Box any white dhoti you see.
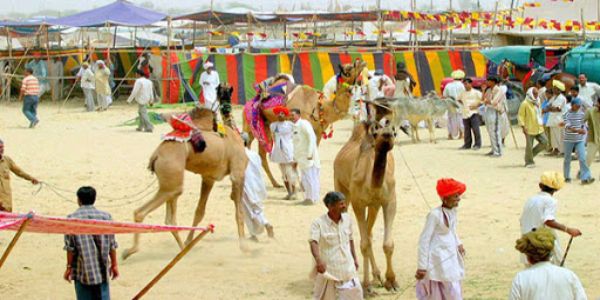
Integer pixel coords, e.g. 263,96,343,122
446,111,464,138
313,274,363,300
550,126,564,153
416,279,462,300
301,166,320,203
242,192,269,236
279,163,298,185
243,148,270,236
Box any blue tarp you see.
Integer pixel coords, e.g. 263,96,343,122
49,0,166,27
480,46,546,66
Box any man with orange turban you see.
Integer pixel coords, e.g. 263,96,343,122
270,106,297,199
415,178,466,300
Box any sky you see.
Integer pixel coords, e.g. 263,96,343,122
0,0,514,16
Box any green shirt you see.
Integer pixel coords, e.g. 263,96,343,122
585,107,600,144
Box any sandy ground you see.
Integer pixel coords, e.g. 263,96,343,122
0,100,599,300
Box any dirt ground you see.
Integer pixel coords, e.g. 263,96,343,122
0,100,598,300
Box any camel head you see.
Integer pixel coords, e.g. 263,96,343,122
363,121,396,188
337,59,367,86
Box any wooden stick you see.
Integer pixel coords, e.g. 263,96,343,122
0,218,31,270
132,228,213,300
560,236,574,267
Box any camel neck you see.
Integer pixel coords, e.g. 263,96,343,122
371,140,391,188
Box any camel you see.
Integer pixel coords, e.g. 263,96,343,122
243,61,366,188
498,59,577,91
333,121,399,294
122,107,248,260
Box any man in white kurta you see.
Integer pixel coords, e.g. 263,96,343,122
291,108,320,205
309,191,362,300
94,60,111,111
510,228,587,300
78,63,96,112
199,61,220,112
578,74,600,109
241,133,274,239
443,70,466,140
519,171,582,265
544,81,568,155
270,106,297,199
416,178,466,300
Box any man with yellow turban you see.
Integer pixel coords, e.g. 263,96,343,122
415,178,466,300
509,228,586,299
519,171,582,266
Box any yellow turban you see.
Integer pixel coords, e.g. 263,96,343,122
515,228,555,262
552,80,565,92
451,69,465,80
540,171,565,190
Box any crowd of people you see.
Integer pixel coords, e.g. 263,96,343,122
2,57,598,299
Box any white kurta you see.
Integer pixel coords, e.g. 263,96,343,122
509,262,587,300
417,207,464,283
200,70,220,110
519,192,563,265
270,121,295,163
243,148,269,236
323,76,337,101
293,119,320,170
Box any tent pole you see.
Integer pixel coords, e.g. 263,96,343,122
247,13,253,51
45,25,55,102
490,1,499,47
192,21,197,48
581,8,586,42
132,228,212,300
167,16,172,103
0,218,31,271
283,20,287,50
376,0,383,49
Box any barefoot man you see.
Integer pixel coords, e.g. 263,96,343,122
270,106,297,199
0,139,39,212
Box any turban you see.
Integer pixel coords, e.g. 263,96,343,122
96,60,105,66
451,69,465,80
81,62,89,67
540,171,565,190
552,80,565,92
515,228,555,262
571,97,582,106
273,106,290,116
436,178,466,198
203,61,214,69
526,87,538,104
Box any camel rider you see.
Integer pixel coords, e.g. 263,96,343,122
257,73,295,101
0,139,40,212
369,69,395,99
199,61,220,112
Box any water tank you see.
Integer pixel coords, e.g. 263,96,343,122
564,41,600,83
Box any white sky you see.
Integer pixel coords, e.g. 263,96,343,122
0,0,514,15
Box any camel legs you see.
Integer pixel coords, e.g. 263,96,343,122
353,205,375,295
366,206,383,286
166,198,185,249
122,186,183,260
381,199,399,291
185,179,215,245
229,170,248,251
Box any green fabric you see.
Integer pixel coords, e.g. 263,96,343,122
120,112,166,127
437,51,454,76
243,53,256,101
309,53,324,90
480,46,546,66
214,54,228,85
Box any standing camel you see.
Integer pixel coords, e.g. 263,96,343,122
122,107,248,260
333,121,399,294
243,61,366,188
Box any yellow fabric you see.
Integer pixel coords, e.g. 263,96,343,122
518,100,544,135
540,171,565,190
552,80,565,92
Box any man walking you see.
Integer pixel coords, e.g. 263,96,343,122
483,76,506,157
415,178,466,300
519,171,582,265
443,70,466,140
562,98,594,184
78,62,96,112
94,60,111,111
25,54,49,97
518,87,548,168
309,191,362,300
127,70,155,133
64,186,119,300
292,108,321,205
458,78,482,150
585,100,600,170
0,139,39,212
19,68,40,128
270,106,297,199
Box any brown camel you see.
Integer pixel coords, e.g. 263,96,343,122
122,107,248,260
333,121,399,294
243,61,366,188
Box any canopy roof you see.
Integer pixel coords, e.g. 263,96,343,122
49,0,166,27
480,46,546,66
173,10,379,25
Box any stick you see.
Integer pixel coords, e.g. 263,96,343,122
560,236,574,267
0,217,32,270
132,226,213,300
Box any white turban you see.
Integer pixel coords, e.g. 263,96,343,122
203,61,214,69
451,69,465,80
96,60,105,66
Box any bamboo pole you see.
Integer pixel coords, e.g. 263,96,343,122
45,25,55,102
376,0,383,49
477,0,482,47
490,1,500,47
0,218,31,270
166,16,172,103
581,8,586,42
192,21,197,48
132,227,213,300
283,20,287,50
247,13,253,51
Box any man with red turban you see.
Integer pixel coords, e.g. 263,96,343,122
415,178,466,300
269,106,297,199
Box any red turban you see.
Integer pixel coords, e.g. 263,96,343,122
273,106,290,116
436,178,466,198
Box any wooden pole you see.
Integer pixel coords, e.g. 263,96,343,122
490,1,499,47
0,218,31,270
283,20,287,50
376,0,383,49
519,4,525,32
247,13,253,51
313,15,318,49
477,0,482,47
208,0,214,49
45,25,55,102
192,21,197,48
581,8,587,42
560,237,574,267
132,228,212,300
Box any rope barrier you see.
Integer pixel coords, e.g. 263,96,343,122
396,146,432,210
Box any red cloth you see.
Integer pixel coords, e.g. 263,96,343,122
273,106,289,116
163,113,195,142
436,178,466,198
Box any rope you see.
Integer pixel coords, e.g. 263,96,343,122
396,146,432,210
33,179,159,208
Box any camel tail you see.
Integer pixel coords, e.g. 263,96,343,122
148,149,159,174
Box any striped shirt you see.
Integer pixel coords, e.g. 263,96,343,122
564,109,586,142
64,206,118,285
309,213,357,281
20,75,40,96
